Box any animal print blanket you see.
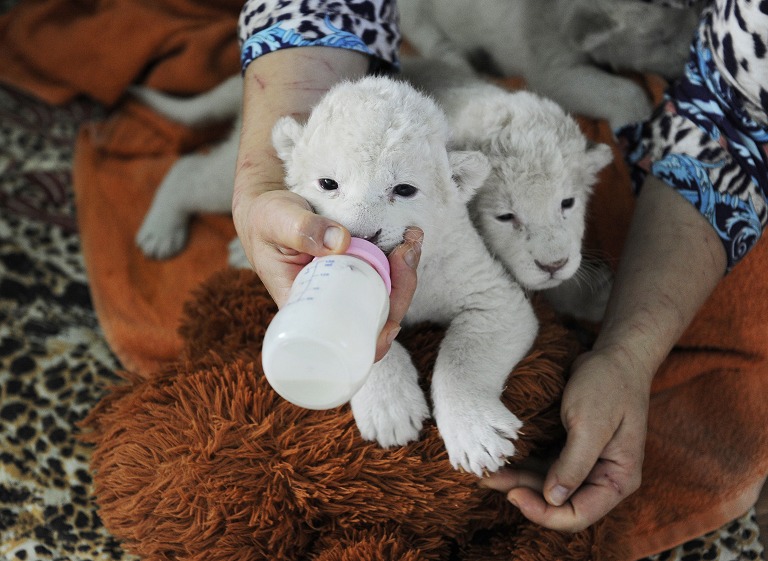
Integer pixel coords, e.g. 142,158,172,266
0,83,137,560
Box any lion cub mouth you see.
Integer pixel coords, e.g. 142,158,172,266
359,229,382,247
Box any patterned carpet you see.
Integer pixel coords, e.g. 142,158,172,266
0,84,136,560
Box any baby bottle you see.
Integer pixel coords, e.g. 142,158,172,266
262,237,391,410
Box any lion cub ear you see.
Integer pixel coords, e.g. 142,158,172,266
271,116,305,164
449,150,491,203
586,141,614,177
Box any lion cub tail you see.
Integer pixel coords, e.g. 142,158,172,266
129,74,241,127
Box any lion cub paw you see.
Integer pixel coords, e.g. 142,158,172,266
136,213,189,259
436,399,522,477
351,381,430,448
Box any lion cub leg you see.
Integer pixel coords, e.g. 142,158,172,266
431,295,537,476
136,129,237,259
350,341,430,448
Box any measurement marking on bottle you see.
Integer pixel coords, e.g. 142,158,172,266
289,259,336,305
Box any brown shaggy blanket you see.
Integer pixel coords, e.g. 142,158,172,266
84,272,630,561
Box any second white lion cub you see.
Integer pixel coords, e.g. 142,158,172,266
404,61,614,320
272,76,538,476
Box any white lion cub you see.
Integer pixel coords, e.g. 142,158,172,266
132,76,243,260
404,61,614,320
398,0,702,129
271,76,538,476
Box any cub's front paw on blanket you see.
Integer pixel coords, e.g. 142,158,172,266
435,399,522,477
350,374,430,448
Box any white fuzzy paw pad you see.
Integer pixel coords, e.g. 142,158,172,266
437,399,522,477
351,385,430,448
136,214,189,259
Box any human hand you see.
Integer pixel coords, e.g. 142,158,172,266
234,188,349,306
233,188,422,361
480,347,651,532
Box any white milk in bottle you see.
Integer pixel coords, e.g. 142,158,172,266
262,238,391,409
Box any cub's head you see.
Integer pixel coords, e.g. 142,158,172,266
272,76,489,253
459,90,613,290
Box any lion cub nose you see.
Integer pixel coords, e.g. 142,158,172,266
535,258,568,275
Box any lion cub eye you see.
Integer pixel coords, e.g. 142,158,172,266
393,183,418,198
496,213,516,223
561,197,575,210
318,178,339,191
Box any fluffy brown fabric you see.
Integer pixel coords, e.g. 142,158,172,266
83,271,629,561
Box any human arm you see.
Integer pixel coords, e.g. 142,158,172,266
232,46,364,304
482,0,768,529
233,2,418,359
481,175,727,531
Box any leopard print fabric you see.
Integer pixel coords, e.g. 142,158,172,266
239,0,400,72
640,509,764,561
0,84,136,561
618,0,768,270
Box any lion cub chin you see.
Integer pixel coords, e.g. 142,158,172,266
272,76,538,477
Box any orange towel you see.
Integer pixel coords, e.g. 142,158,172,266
1,0,241,374
73,104,237,374
0,0,241,106
2,1,767,558
616,228,768,559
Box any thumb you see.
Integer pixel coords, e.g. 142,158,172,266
247,190,351,257
544,423,610,507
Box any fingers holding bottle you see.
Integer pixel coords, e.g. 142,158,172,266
375,227,423,361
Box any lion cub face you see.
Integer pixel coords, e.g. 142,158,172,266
273,77,489,253
460,91,613,290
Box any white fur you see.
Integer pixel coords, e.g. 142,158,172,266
398,0,702,129
135,116,241,259
272,76,538,476
132,80,242,260
404,60,614,319
129,75,241,127
134,0,702,258
133,65,614,320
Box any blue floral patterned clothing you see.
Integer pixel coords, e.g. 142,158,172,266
618,1,768,270
239,0,768,269
238,0,400,73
